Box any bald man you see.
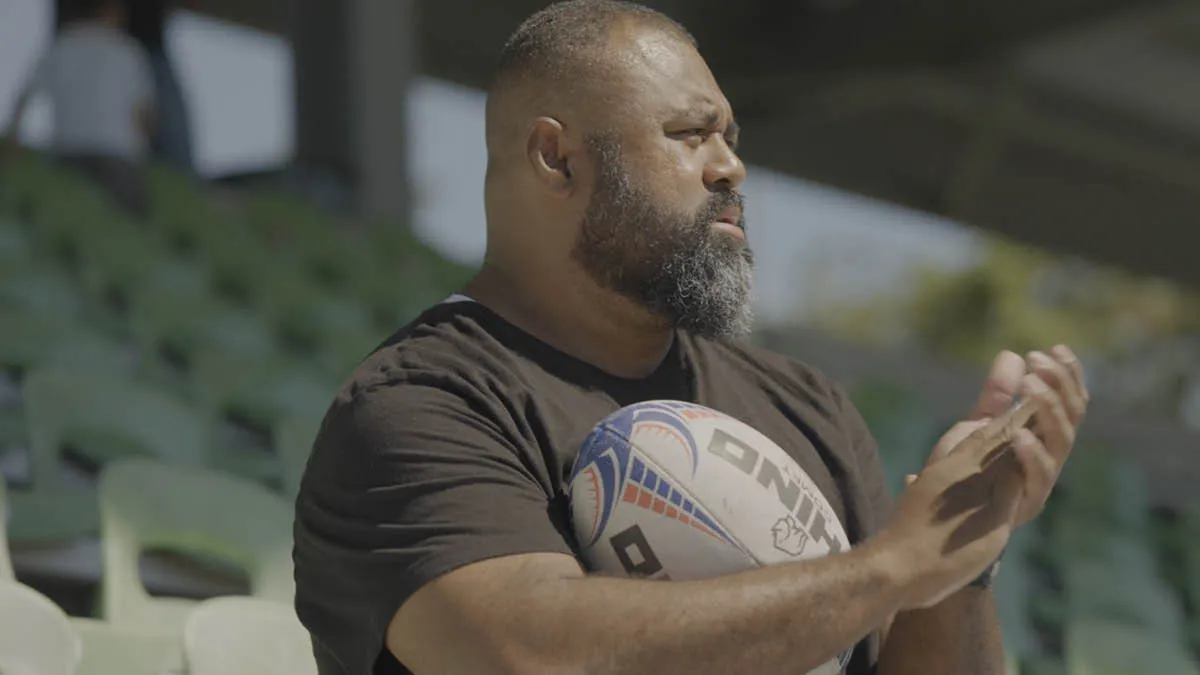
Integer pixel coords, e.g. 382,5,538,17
292,2,1089,674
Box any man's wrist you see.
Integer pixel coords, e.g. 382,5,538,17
967,550,1004,590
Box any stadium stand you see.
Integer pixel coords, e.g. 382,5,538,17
0,147,1196,673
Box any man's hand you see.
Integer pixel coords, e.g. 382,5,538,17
920,346,1089,523
1009,345,1088,525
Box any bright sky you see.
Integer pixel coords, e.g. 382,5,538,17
0,0,985,326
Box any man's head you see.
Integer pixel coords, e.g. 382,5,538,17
484,1,753,339
66,0,126,26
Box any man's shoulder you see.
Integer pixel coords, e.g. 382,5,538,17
333,300,520,410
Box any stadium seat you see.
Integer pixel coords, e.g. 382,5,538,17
189,350,334,484
0,580,83,675
126,289,279,393
8,370,213,542
1044,516,1160,578
995,556,1039,660
846,379,942,492
0,217,31,263
183,597,317,675
0,264,85,321
1065,559,1187,643
70,617,184,675
1066,618,1200,675
0,309,138,378
98,459,295,633
275,414,323,499
1059,443,1150,533
24,368,211,471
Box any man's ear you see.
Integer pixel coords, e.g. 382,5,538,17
526,117,574,194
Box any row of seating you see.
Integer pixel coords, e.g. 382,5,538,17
0,154,419,674
1,579,314,675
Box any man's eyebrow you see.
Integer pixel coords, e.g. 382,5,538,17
673,107,741,137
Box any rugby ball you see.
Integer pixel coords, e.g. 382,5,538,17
568,400,853,674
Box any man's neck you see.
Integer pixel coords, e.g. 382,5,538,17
462,262,674,380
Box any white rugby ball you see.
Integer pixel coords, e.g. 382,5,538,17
568,400,853,675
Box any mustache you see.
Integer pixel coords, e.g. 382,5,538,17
698,191,745,230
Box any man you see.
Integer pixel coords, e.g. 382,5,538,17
3,0,155,215
292,2,1089,674
122,0,196,173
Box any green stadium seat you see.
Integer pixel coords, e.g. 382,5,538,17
126,289,279,388
0,217,31,263
23,368,211,471
184,597,317,675
0,310,138,379
189,350,334,485
1066,619,1199,675
275,414,323,499
1044,516,1159,578
7,369,213,543
1059,443,1150,533
190,350,333,431
1024,654,1067,675
0,264,85,321
0,580,83,675
995,557,1040,660
270,285,378,357
98,459,294,634
846,380,942,493
1065,559,1187,643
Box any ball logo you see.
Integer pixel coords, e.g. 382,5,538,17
571,402,708,549
770,515,810,557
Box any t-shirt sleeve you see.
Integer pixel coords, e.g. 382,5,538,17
292,376,576,673
828,379,894,535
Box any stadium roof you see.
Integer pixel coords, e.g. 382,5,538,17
194,0,1200,289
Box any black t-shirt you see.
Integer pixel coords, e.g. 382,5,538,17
293,299,894,675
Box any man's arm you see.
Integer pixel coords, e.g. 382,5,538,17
880,587,1006,675
390,543,905,675
386,417,1028,675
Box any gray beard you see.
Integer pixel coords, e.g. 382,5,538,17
571,133,754,339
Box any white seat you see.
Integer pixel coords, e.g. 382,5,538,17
184,597,316,675
0,580,82,675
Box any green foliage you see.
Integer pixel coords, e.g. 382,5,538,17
816,235,1200,369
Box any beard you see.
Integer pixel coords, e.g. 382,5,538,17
571,133,755,339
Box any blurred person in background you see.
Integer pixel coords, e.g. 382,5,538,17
2,0,155,215
122,0,196,173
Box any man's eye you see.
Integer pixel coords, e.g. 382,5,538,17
673,129,710,144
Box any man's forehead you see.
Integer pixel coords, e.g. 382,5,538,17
607,25,729,115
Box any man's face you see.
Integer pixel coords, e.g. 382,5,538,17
570,27,753,338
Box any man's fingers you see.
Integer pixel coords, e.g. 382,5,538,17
1051,345,1090,418
1029,350,1087,427
971,350,1026,421
1022,372,1075,465
928,419,991,465
1009,428,1058,520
